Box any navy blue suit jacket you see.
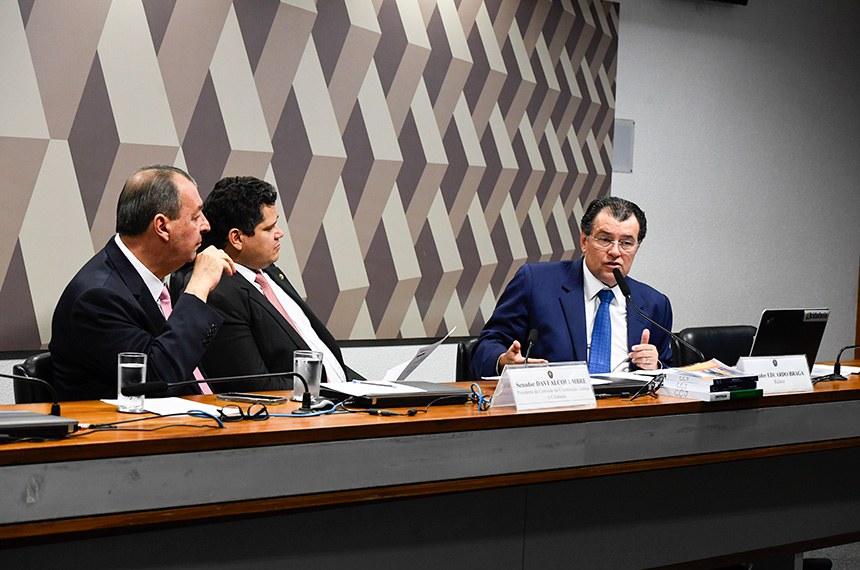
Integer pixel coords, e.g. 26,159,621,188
470,259,673,378
50,238,223,401
199,264,361,391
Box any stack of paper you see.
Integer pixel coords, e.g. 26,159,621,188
657,359,762,402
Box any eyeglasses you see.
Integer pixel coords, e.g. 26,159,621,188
219,403,269,422
586,235,639,254
629,374,664,401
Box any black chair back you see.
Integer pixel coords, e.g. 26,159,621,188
455,338,479,381
11,352,55,404
671,325,757,367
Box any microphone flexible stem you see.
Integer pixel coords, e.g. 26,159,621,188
815,344,860,383
611,268,704,364
626,301,705,363
122,371,308,397
0,372,61,416
834,344,860,375
523,329,538,365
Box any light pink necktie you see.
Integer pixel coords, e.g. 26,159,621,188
159,285,212,395
254,272,303,338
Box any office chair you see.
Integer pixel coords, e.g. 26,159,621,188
11,352,55,404
455,338,479,381
671,325,757,367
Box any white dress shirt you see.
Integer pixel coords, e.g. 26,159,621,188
235,264,347,383
582,264,629,372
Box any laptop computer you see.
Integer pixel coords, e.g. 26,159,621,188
749,308,829,370
0,411,78,440
320,381,472,408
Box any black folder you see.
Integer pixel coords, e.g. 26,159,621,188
321,381,472,408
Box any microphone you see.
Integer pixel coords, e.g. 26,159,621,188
612,268,705,365
0,372,62,416
523,329,538,364
815,344,860,382
122,371,315,414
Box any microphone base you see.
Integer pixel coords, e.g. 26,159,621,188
812,373,847,384
291,393,315,415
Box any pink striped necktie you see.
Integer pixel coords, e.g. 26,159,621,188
159,285,212,395
254,271,303,338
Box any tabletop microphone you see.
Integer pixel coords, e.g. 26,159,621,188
0,372,62,416
814,344,860,382
612,268,705,364
121,371,313,413
523,329,538,364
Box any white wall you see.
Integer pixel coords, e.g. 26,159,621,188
613,0,860,361
0,361,14,404
4,0,858,405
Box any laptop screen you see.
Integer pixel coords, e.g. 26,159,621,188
749,308,829,370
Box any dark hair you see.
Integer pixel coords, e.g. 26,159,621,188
580,196,647,243
202,176,278,249
116,165,194,236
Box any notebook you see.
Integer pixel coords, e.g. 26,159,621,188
749,308,829,370
320,381,472,408
0,411,78,440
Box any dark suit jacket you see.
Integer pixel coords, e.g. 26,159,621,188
470,259,673,378
49,238,223,401
199,264,360,391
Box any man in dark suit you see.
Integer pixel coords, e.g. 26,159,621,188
470,196,673,378
196,176,359,392
50,165,236,401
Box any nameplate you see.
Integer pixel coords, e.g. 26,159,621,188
492,362,595,411
735,355,813,394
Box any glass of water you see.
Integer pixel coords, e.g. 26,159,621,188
117,352,147,413
292,350,323,402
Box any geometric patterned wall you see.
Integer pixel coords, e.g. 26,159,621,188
0,0,617,350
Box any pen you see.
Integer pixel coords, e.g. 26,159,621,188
353,380,394,388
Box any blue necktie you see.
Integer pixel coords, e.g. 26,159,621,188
589,289,614,374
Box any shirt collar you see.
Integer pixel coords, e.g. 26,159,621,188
114,234,165,302
234,263,258,285
582,262,623,305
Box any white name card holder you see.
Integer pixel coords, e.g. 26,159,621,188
735,355,813,394
492,361,595,411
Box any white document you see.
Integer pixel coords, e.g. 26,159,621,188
811,364,860,377
383,327,456,382
102,397,222,416
324,381,426,397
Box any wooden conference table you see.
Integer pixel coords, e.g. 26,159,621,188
1,369,859,569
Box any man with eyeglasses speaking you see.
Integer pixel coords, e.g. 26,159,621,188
470,196,672,378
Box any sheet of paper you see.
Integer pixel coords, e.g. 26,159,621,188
590,371,651,381
811,364,860,377
382,361,408,383
325,381,426,397
383,327,456,382
102,397,222,416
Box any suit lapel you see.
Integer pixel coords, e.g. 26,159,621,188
560,259,588,362
625,282,644,352
238,272,308,349
263,265,346,364
105,238,165,331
